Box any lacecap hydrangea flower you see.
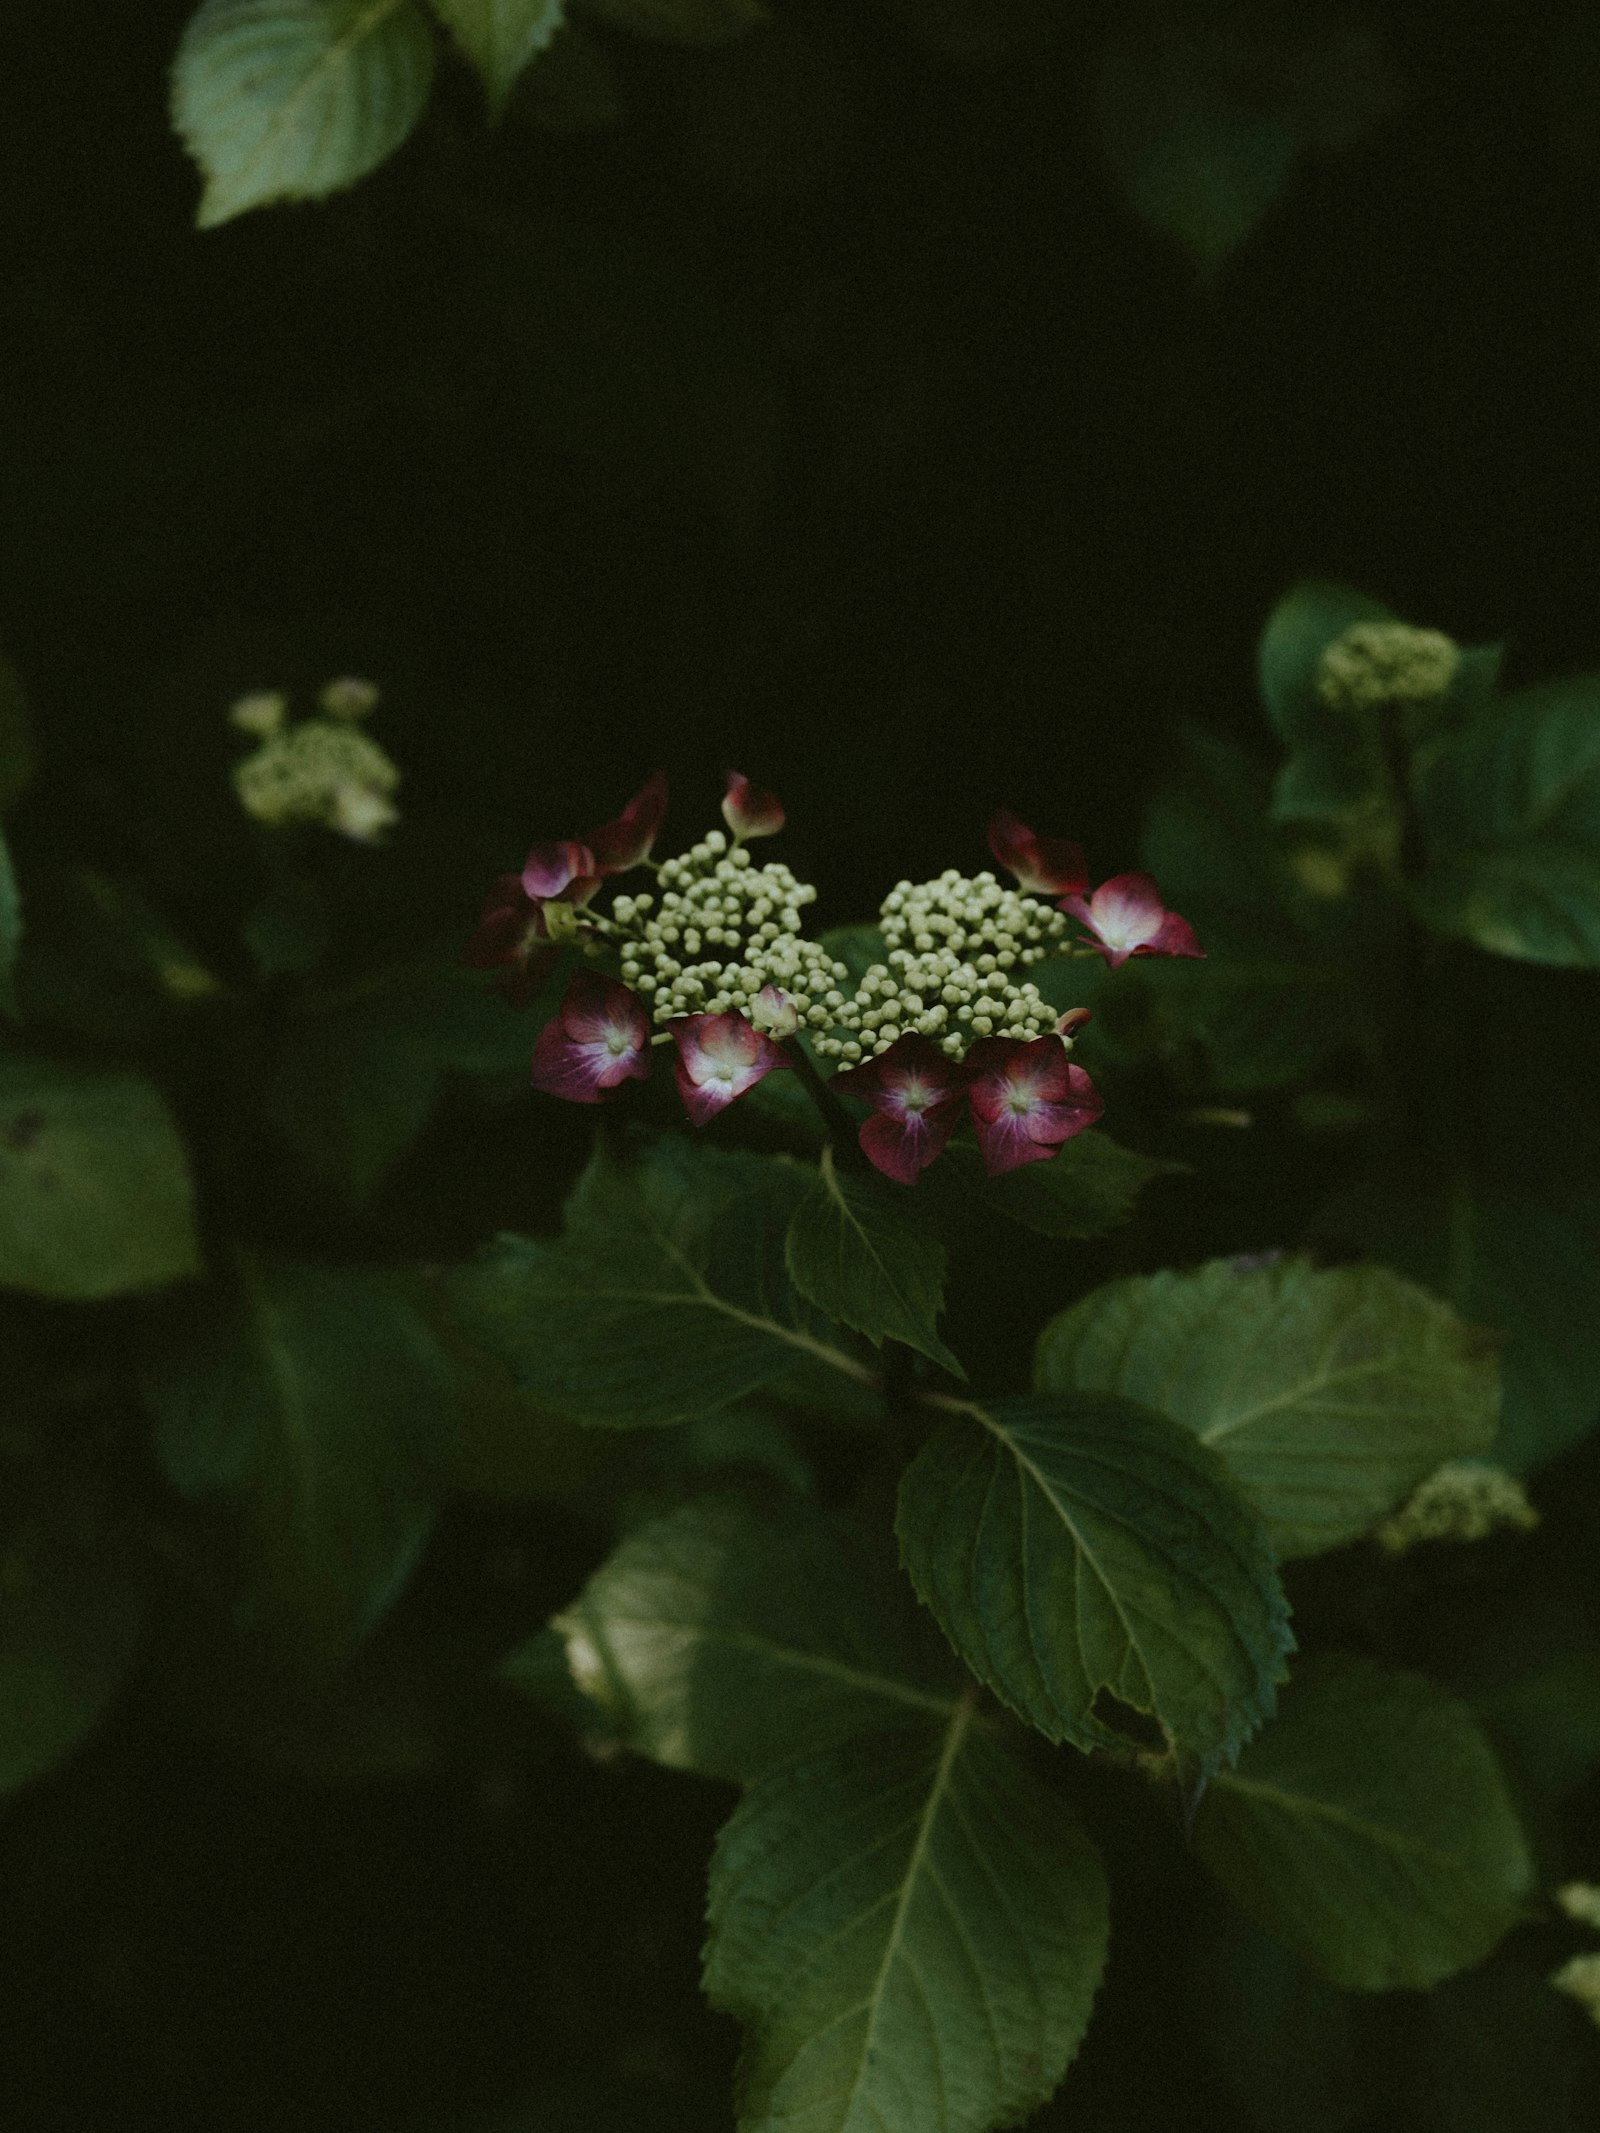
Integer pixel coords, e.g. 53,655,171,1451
464,780,1203,1182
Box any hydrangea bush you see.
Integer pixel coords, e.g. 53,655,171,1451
3,583,1600,2129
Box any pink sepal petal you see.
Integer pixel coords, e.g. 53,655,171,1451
965,1036,1103,1177
722,771,785,840
530,971,651,1104
587,771,668,872
987,809,1089,897
462,874,562,1009
1055,1007,1093,1040
670,1011,789,1125
830,1034,968,1185
521,839,597,902
1059,872,1205,967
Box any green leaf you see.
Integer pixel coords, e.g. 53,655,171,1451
897,1392,1293,1760
939,1133,1182,1241
266,957,538,1204
430,0,563,114
446,1137,874,1428
1476,1652,1600,1804
578,0,766,44
143,1260,455,1662
1193,1657,1533,1990
545,1495,963,1782
0,829,19,1021
172,0,437,229
704,1711,1110,2133
785,1146,962,1376
1096,15,1298,278
0,1456,144,1797
1036,1257,1499,1560
0,1056,202,1299
1414,676,1600,965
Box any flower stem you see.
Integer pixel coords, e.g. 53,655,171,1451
787,1040,861,1164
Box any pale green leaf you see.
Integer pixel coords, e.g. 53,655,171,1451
0,1056,201,1299
1194,1658,1533,1990
1415,676,1600,965
0,829,19,1021
143,1260,455,1661
446,1138,874,1428
786,1146,963,1376
546,1495,963,1782
897,1392,1292,1761
579,0,766,44
704,1709,1110,2133
1036,1256,1499,1560
172,0,437,228
430,0,563,113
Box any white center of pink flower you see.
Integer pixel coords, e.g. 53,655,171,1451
605,1028,632,1057
1089,889,1161,951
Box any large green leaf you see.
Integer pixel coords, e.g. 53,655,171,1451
704,1711,1110,2133
897,1392,1292,1761
786,1146,962,1376
1193,1658,1533,1990
143,1260,455,1661
0,1453,144,1797
0,829,19,1021
447,1138,874,1428
543,1495,963,1782
172,0,437,229
430,0,563,113
0,1056,201,1299
1414,676,1600,965
1036,1257,1498,1560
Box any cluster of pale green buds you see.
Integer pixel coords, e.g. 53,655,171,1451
1373,1460,1538,1554
813,870,1070,1063
609,834,852,1033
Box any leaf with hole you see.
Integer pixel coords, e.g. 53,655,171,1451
897,1391,1292,1760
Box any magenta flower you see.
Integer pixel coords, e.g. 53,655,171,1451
530,971,651,1104
830,1035,969,1186
722,771,785,841
462,873,563,1009
1057,873,1205,968
670,1011,789,1125
987,809,1089,897
587,771,668,873
964,1035,1103,1178
521,838,600,905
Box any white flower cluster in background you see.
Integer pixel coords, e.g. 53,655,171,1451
230,679,399,843
811,871,1069,1064
1317,620,1461,711
612,831,850,1029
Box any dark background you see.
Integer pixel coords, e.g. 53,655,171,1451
2,2,1598,2125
